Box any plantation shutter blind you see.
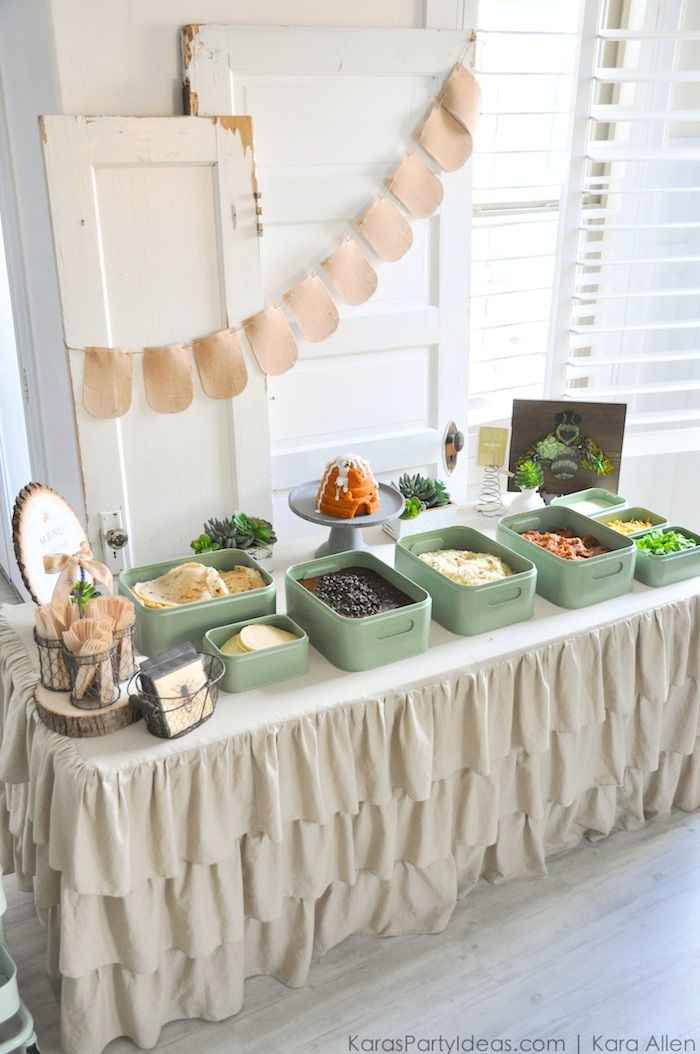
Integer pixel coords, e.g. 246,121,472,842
468,1,583,430
547,0,700,446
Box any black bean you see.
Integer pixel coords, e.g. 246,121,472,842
314,567,411,618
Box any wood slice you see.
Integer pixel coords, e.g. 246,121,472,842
34,683,141,738
12,481,89,603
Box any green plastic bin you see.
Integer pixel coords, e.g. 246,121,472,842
285,550,431,672
497,505,635,609
119,549,276,655
394,525,536,636
633,526,700,587
203,614,309,693
550,487,626,516
590,505,668,536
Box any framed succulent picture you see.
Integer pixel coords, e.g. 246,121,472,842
508,399,627,497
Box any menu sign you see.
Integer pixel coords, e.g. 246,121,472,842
12,483,88,603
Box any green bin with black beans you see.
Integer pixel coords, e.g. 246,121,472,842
285,549,430,672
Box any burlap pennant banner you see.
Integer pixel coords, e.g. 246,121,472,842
386,153,444,219
192,327,248,399
82,347,133,419
356,195,413,262
143,343,194,414
283,274,339,342
439,62,482,136
321,238,378,306
242,305,299,376
75,52,479,407
415,103,473,172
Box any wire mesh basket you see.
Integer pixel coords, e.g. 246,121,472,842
64,644,120,710
34,629,71,692
128,653,224,739
113,622,138,681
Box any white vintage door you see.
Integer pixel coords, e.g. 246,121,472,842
41,115,270,566
184,26,473,534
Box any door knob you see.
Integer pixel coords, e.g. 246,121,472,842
444,421,464,473
105,526,129,550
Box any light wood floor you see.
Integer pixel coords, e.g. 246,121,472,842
1,810,698,1054
2,569,698,1053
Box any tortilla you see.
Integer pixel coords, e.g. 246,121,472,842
132,562,230,609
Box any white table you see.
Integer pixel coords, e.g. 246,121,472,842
1,510,699,1054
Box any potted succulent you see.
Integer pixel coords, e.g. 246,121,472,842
191,512,277,572
384,473,458,539
511,458,545,513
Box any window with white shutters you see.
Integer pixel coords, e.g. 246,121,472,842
547,0,700,449
468,0,583,428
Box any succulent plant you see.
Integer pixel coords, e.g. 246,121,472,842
513,459,544,490
535,435,567,460
396,473,451,510
400,496,423,521
190,533,218,554
70,579,100,616
192,513,278,553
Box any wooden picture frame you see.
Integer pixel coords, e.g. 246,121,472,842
11,482,89,604
508,400,627,495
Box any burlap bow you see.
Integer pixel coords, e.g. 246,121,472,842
43,541,114,602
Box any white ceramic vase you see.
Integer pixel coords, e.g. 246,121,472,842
510,487,544,514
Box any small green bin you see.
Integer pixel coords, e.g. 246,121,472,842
394,525,536,636
497,505,635,609
285,550,431,672
550,487,626,516
633,526,700,587
119,549,276,655
590,505,668,536
203,614,309,693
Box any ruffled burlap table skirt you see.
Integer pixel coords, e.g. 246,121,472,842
0,592,699,1054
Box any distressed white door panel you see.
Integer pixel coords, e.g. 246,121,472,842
240,77,433,166
41,115,269,565
185,26,472,524
269,346,434,443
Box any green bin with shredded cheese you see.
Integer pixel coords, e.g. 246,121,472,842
395,526,536,636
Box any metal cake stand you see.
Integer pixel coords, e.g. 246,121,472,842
288,481,405,557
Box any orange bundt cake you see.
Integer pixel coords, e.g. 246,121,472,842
316,455,381,519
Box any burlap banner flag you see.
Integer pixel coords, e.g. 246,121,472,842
192,327,248,399
415,103,473,172
82,347,133,419
440,63,482,135
283,274,339,342
321,238,378,306
386,152,444,219
357,194,413,262
242,305,298,376
143,343,194,413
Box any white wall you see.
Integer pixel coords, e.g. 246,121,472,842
0,0,84,525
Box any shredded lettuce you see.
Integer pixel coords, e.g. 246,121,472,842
635,529,697,556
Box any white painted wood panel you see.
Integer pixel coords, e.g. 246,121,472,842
184,26,473,535
41,115,270,565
